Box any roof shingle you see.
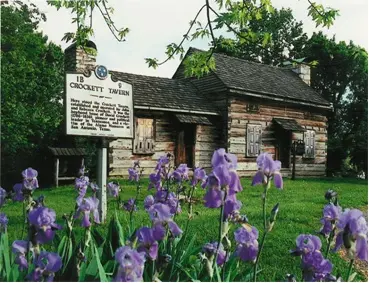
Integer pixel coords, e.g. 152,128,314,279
110,71,219,114
211,52,330,106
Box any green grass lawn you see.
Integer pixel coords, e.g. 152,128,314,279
2,177,368,281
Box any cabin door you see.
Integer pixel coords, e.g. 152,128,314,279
276,131,292,168
175,124,196,167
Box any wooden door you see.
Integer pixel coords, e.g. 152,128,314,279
278,131,292,168
175,124,196,167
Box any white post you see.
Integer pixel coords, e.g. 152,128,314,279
97,139,108,223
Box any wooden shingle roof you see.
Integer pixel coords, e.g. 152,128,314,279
110,71,220,115
174,48,331,108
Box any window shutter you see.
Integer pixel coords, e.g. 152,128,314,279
134,118,155,154
247,126,252,156
304,130,315,158
246,124,262,157
311,131,315,157
255,126,262,155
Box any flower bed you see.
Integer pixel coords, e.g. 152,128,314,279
0,149,367,282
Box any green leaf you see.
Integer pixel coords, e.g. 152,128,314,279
114,210,125,247
57,235,67,256
2,231,11,282
94,243,108,282
262,32,271,47
214,263,221,282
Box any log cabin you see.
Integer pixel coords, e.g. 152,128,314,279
64,43,331,178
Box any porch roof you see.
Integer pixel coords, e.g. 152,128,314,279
273,118,306,132
175,114,212,125
49,147,87,156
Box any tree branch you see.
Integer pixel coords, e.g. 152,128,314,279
307,0,325,18
156,4,207,66
95,2,124,42
101,0,120,33
206,0,216,46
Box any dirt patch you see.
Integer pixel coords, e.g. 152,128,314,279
338,249,368,280
337,206,368,281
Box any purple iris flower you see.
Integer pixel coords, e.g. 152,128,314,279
28,207,62,244
154,191,181,214
211,148,237,170
320,204,342,237
333,209,368,261
156,155,170,170
171,164,190,183
75,176,89,190
123,198,138,212
148,203,182,239
75,197,100,227
12,240,29,271
128,168,140,182
114,246,146,282
204,189,223,209
148,171,162,191
234,226,259,262
144,195,155,210
136,227,159,260
290,234,322,256
0,187,6,207
301,250,333,282
89,182,99,194
12,183,24,202
252,153,283,189
107,182,120,198
223,194,242,221
192,167,207,187
202,242,227,266
28,251,62,282
22,168,39,190
203,149,243,210
0,212,8,232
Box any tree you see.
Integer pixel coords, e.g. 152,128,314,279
1,2,64,186
302,32,368,176
47,0,339,77
343,47,368,178
214,8,308,66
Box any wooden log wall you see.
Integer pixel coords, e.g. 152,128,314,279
109,114,176,177
228,97,328,177
194,124,222,171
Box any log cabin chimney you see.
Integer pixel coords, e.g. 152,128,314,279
64,40,97,73
292,64,311,86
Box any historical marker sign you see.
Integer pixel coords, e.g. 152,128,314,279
65,67,133,138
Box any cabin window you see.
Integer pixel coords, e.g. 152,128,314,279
304,130,315,158
133,118,155,154
246,124,262,157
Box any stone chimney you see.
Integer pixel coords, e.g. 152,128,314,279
292,64,311,86
64,40,97,73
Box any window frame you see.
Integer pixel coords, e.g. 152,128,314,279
246,124,262,157
133,117,155,154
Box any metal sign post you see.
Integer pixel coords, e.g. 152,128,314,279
65,65,133,223
96,138,108,223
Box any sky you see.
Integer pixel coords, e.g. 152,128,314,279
34,0,368,78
